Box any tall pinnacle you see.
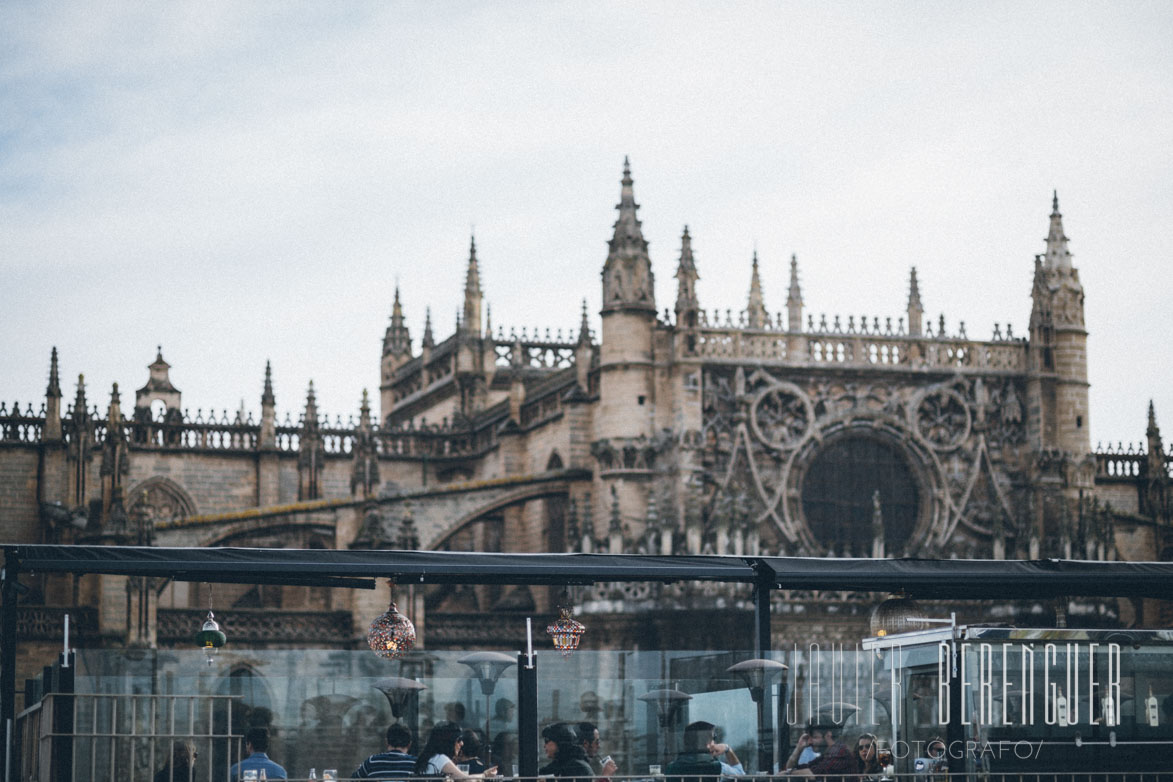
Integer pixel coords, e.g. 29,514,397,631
74,373,87,414
422,307,435,348
786,254,802,307
602,157,655,312
907,267,924,337
465,235,482,296
610,156,647,253
578,298,591,345
1148,400,1160,439
262,361,275,407
462,235,483,336
674,226,699,324
47,347,61,398
302,381,319,430
786,254,803,332
1045,190,1073,272
746,251,767,328
383,286,412,356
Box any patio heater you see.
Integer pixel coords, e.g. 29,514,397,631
638,688,692,762
373,677,427,723
726,659,787,773
458,651,515,762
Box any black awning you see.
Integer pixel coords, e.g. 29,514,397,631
6,545,1172,598
4,545,757,587
757,556,1173,599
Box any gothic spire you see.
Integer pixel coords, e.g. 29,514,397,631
74,373,88,415
422,307,435,349
47,346,61,398
261,360,275,407
106,382,122,423
1045,190,1073,272
746,250,767,328
302,381,319,431
359,388,371,428
1148,400,1160,440
602,157,655,313
578,298,591,345
463,234,483,336
674,226,699,325
383,286,412,356
612,157,644,250
907,267,924,337
786,254,803,332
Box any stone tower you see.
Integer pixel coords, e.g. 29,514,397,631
1028,192,1090,458
596,159,658,547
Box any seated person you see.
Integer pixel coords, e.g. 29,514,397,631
779,710,855,778
229,727,287,781
665,721,743,782
539,723,595,778
353,723,417,779
458,730,487,774
415,722,496,780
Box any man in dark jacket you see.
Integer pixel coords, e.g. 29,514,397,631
665,721,743,782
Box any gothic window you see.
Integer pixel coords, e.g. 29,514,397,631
801,435,919,556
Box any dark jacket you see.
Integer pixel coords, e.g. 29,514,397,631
665,752,723,782
539,749,596,779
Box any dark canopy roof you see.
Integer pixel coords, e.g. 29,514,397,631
757,556,1173,600
5,546,1173,599
3,545,756,589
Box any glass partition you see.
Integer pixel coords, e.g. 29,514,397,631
59,644,889,781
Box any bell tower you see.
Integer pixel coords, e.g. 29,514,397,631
597,158,656,442
1028,192,1090,458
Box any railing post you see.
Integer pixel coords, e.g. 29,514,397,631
1,550,19,782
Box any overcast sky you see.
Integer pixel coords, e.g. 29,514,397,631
2,2,1171,446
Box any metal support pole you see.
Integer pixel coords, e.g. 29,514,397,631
752,571,772,658
752,570,773,772
1,551,20,782
516,652,538,779
52,651,74,782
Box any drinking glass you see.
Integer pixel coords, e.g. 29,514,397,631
649,765,662,776
323,770,337,781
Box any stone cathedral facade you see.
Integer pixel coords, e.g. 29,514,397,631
2,161,1171,671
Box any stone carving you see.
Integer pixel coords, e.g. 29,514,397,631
750,382,813,451
127,478,196,524
915,387,971,450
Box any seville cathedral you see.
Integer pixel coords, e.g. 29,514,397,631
2,160,1171,676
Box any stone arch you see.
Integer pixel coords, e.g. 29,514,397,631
546,451,564,470
126,476,196,524
425,481,574,551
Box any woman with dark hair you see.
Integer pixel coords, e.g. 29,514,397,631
539,723,594,779
854,733,882,779
415,721,496,779
154,740,196,782
458,729,487,774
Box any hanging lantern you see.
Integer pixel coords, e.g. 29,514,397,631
368,599,416,659
869,594,927,637
194,610,226,665
546,607,586,656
